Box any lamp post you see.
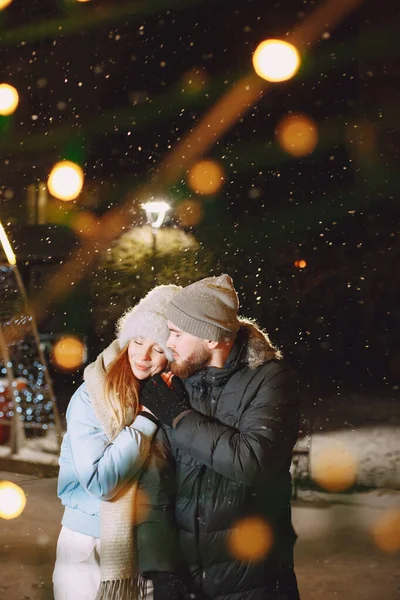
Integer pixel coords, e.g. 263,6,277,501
142,200,170,279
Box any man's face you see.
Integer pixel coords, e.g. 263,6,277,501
167,321,211,378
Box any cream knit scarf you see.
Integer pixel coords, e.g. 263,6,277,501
84,340,147,600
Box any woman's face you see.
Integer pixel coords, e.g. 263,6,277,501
128,337,168,380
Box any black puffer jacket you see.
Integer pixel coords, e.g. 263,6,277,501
168,321,300,600
136,426,182,575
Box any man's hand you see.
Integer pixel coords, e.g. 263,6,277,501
140,373,191,427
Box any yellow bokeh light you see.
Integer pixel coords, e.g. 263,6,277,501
276,114,318,157
372,508,400,554
176,200,204,227
228,516,273,562
312,446,358,492
53,336,85,371
188,160,224,195
0,481,26,520
0,0,13,11
0,84,19,116
252,39,300,83
48,161,84,202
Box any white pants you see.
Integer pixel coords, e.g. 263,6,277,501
53,526,153,600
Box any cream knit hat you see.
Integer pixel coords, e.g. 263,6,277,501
166,274,240,341
117,284,181,360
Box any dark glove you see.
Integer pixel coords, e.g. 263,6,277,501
149,571,194,600
140,373,191,427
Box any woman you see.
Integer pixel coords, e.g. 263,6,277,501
53,284,185,600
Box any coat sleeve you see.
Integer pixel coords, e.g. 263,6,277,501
67,383,158,500
172,363,299,486
136,427,183,575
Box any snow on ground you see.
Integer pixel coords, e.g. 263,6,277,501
0,473,399,600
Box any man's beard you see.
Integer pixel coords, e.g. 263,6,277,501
170,344,211,379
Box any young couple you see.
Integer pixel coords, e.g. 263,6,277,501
53,274,300,600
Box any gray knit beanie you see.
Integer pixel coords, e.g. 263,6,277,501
117,284,182,360
166,274,240,341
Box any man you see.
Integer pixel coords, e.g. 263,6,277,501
141,274,300,600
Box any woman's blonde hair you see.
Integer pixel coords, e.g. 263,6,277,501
104,344,141,435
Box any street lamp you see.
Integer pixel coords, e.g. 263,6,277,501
142,200,170,278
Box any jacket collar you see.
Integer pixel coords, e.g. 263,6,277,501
187,317,281,387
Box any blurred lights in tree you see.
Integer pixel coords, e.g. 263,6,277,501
312,446,358,492
48,161,84,202
228,516,273,561
188,160,224,195
0,481,26,520
252,39,300,83
294,259,307,269
52,336,86,371
276,114,318,157
372,508,400,554
176,200,204,227
0,84,19,116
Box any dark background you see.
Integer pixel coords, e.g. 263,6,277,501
0,0,399,414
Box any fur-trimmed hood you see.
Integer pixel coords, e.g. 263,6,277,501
238,317,282,369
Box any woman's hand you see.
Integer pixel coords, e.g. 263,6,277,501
160,371,174,388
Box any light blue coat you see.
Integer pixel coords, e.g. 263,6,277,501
57,382,158,538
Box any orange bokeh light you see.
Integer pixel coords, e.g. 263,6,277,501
228,516,273,562
176,199,204,227
188,160,224,195
372,509,400,554
312,446,358,493
0,0,13,11
52,336,85,371
276,114,318,157
295,259,307,269
134,488,151,524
